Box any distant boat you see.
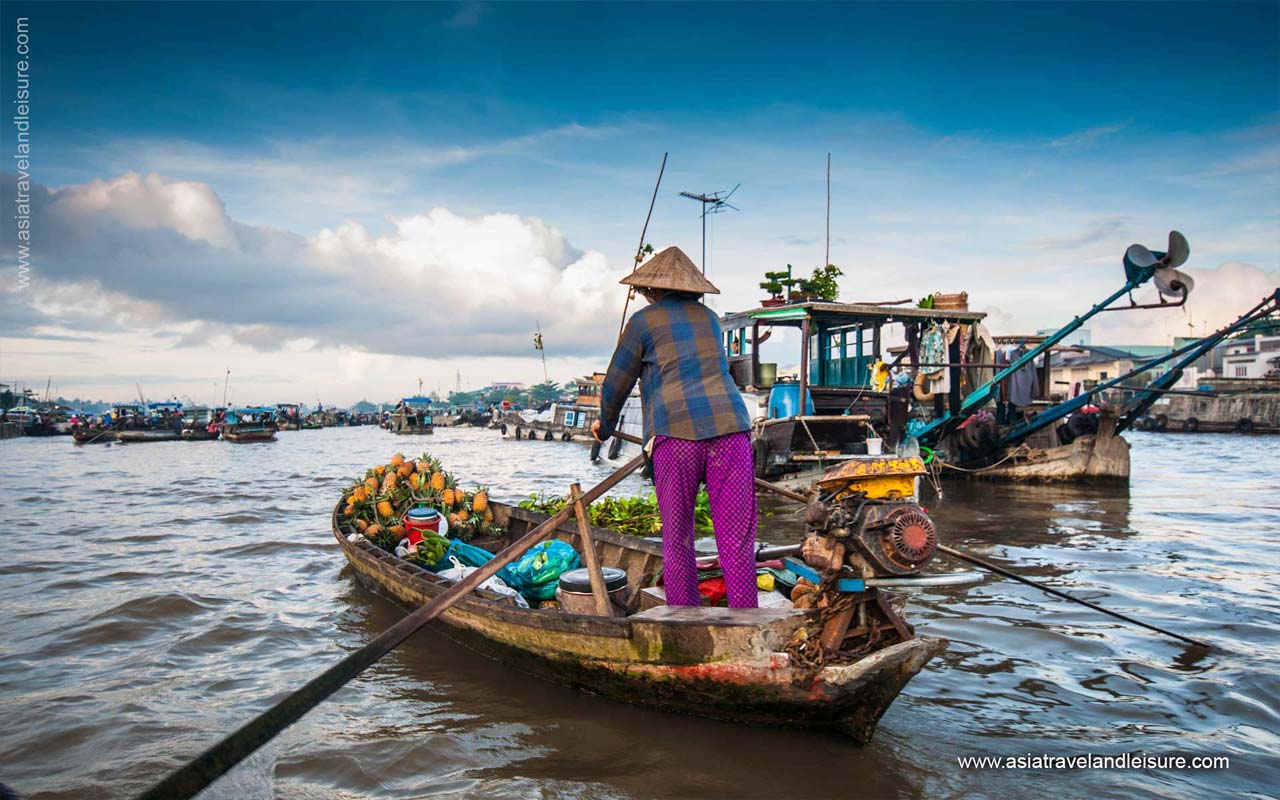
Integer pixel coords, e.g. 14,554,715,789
388,396,434,435
116,401,185,443
222,407,278,443
180,406,223,441
275,403,302,431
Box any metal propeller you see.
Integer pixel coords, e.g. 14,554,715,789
1124,230,1192,298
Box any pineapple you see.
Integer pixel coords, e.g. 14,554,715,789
472,490,489,514
415,459,431,474
377,500,394,519
457,509,470,522
430,471,446,493
441,488,456,507
390,453,405,468
483,509,494,523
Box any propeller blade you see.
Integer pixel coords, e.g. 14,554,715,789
1154,267,1195,298
1164,230,1190,268
1125,243,1158,269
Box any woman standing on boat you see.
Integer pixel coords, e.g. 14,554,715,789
592,246,758,609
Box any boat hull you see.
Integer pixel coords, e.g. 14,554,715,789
116,429,183,443
72,429,117,444
334,504,944,741
222,427,277,442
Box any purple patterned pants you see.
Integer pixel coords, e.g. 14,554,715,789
652,432,758,608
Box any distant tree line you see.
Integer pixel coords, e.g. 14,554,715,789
447,380,567,409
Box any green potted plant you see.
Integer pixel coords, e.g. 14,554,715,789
760,265,798,306
793,264,843,302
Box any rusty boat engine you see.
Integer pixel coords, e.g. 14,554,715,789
788,456,938,661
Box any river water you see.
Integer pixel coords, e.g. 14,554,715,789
0,427,1275,799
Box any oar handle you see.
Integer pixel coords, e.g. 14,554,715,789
136,453,648,800
603,429,811,504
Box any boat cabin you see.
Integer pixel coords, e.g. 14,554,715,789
390,396,434,434
575,373,606,408
228,407,275,425
721,300,984,477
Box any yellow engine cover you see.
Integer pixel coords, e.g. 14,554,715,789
817,456,926,500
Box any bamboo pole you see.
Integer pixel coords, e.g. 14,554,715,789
570,482,614,616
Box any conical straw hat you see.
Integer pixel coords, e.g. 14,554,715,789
620,246,720,295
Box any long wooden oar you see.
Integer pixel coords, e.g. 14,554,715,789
744,471,1214,651
934,544,1211,649
606,426,1213,652
136,453,647,800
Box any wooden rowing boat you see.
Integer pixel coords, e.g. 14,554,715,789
333,500,945,742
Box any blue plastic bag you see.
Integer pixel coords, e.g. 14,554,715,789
423,538,502,574
503,540,582,603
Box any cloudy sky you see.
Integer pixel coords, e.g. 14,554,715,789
2,1,1277,405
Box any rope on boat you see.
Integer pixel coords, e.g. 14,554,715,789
935,444,1033,473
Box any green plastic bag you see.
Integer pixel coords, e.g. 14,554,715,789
504,540,581,602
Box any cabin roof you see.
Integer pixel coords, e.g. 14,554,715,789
722,301,984,330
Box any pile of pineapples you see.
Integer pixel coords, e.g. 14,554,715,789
341,452,495,551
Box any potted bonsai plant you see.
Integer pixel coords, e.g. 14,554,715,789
760,265,798,306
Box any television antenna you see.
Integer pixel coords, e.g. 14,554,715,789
678,184,740,273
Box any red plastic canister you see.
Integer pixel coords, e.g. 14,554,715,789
403,506,442,545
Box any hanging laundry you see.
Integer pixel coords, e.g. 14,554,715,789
1005,345,1037,408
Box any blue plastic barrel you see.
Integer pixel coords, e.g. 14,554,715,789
767,383,814,419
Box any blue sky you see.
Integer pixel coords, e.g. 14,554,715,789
2,1,1277,402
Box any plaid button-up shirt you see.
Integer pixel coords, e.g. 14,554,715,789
598,296,751,442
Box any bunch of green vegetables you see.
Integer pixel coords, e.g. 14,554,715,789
404,531,450,567
518,490,714,537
